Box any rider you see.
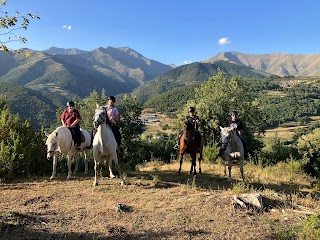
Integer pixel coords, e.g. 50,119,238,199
174,107,202,152
218,110,248,157
60,101,82,150
106,96,122,150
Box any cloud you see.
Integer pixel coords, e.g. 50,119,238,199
62,25,72,30
182,60,193,65
217,37,231,46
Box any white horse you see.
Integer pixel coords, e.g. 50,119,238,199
92,103,125,186
219,126,245,182
45,126,91,180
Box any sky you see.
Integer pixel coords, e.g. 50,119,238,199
2,0,320,65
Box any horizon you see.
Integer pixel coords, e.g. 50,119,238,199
3,0,320,65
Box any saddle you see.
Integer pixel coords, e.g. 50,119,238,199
68,128,85,145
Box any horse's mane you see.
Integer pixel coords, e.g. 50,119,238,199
101,106,112,127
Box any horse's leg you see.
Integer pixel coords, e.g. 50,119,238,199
73,151,80,175
112,152,125,185
83,149,89,175
178,152,184,175
228,156,233,182
108,154,116,178
198,151,202,174
223,157,227,177
189,153,197,175
50,152,58,180
93,151,100,186
66,153,73,179
240,156,245,181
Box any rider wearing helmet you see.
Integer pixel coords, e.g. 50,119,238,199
106,95,121,148
218,110,248,156
174,107,202,151
60,101,82,150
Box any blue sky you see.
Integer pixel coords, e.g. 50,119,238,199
2,0,320,65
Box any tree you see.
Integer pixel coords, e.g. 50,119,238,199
296,128,320,177
0,0,40,55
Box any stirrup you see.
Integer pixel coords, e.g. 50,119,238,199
173,144,179,150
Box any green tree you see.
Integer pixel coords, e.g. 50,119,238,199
0,0,40,54
0,97,48,178
118,95,145,168
296,128,320,177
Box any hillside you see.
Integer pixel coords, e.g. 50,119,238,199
205,51,320,77
133,60,273,103
0,82,57,128
0,47,173,103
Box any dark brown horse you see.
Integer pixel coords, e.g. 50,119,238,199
178,121,203,175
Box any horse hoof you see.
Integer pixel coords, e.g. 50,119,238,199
93,182,98,186
50,176,54,180
177,172,181,176
121,181,125,186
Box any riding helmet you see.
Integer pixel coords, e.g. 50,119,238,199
67,101,75,107
108,96,116,102
230,110,238,116
188,107,195,113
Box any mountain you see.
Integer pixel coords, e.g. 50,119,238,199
204,52,320,77
133,60,273,103
43,47,86,55
0,47,173,106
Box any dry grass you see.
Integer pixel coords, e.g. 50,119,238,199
1,161,319,240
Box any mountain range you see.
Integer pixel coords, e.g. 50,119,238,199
1,46,320,127
204,51,320,77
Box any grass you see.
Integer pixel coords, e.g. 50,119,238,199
0,161,319,239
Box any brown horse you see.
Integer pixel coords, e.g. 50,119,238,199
178,121,203,175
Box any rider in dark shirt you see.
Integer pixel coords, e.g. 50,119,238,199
174,107,202,152
219,110,248,156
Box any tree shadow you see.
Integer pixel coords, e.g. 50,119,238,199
0,211,210,240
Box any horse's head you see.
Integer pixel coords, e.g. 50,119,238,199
184,120,195,145
220,126,237,147
46,131,59,160
93,103,109,128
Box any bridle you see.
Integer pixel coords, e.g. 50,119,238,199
222,129,240,149
184,122,195,144
93,107,107,128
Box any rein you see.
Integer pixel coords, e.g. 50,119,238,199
222,130,240,148
94,108,107,129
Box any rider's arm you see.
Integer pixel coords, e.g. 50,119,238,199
70,111,81,127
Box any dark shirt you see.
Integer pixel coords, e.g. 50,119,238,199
61,109,81,127
184,115,201,130
227,119,244,133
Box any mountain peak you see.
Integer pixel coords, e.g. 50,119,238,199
43,47,86,55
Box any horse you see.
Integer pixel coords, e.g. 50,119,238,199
92,103,125,186
45,126,91,180
219,126,245,182
178,121,203,175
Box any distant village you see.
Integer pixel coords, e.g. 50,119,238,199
140,113,161,125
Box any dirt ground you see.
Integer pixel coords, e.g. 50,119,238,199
0,161,317,240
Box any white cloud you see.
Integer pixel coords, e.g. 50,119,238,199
182,60,193,65
62,25,72,30
217,37,231,46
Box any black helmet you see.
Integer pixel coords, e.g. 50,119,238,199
108,96,116,102
230,110,238,116
188,107,195,113
67,101,75,107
